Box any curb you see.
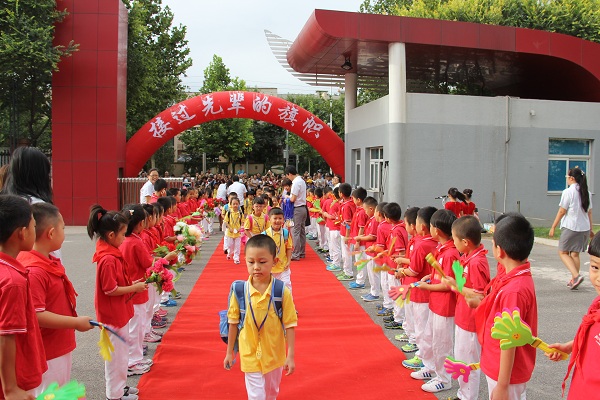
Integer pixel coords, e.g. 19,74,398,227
534,237,558,247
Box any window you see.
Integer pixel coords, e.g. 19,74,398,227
353,149,361,187
548,139,591,192
369,147,384,191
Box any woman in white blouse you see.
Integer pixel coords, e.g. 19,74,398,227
550,167,594,290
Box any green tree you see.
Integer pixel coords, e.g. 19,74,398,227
283,93,345,174
0,0,77,148
248,121,286,171
179,55,253,174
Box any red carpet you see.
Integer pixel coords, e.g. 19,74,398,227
138,241,436,399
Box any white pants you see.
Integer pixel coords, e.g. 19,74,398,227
412,302,430,358
341,239,353,276
355,246,367,284
245,367,283,400
365,257,381,296
129,303,147,366
381,272,393,309
225,236,241,262
146,288,158,335
328,230,342,267
106,323,129,400
418,311,454,385
404,300,416,344
308,217,317,236
32,353,72,396
272,269,292,296
455,326,481,400
317,223,328,250
485,375,527,400
207,216,214,234
391,277,405,323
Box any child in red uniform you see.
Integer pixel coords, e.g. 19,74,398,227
393,207,420,341
445,187,466,218
356,197,380,302
323,188,342,272
476,213,537,399
411,209,459,393
18,203,93,395
370,202,391,316
120,204,154,375
337,183,356,281
442,215,490,400
381,203,408,330
398,206,438,368
0,195,46,400
149,179,168,204
547,233,600,398
88,205,148,400
348,188,369,290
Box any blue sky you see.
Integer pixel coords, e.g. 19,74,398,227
162,0,365,94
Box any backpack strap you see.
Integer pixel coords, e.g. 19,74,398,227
248,214,253,230
282,228,289,242
270,278,285,332
232,280,246,328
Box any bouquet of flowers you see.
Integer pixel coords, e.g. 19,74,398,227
146,258,177,295
203,198,217,218
213,198,226,217
174,221,203,264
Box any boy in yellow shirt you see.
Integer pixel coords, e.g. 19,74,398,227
224,235,297,399
263,208,293,294
244,197,270,239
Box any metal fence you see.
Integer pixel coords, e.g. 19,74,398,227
0,148,52,167
118,177,184,209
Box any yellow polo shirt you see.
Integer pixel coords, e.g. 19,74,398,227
227,276,298,373
243,212,270,236
224,209,244,238
263,227,293,273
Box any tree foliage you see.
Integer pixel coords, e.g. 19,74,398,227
0,0,77,148
125,0,192,140
179,55,253,173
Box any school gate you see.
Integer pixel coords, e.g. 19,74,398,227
51,0,344,225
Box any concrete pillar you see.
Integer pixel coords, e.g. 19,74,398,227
387,42,407,202
344,73,357,183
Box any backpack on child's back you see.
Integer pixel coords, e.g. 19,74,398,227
219,278,286,359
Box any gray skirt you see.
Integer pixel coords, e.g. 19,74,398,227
558,228,589,252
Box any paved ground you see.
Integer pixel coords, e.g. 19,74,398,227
64,226,596,399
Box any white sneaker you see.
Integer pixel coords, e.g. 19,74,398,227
127,363,150,376
138,358,153,366
410,368,435,380
421,379,450,393
151,328,164,337
121,394,138,400
144,332,161,343
124,386,139,396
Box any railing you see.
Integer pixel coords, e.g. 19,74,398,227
118,177,184,208
0,148,52,167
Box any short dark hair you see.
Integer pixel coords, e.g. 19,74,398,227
0,195,32,244
285,165,297,175
32,202,61,239
154,179,168,192
268,207,284,217
168,187,180,196
232,175,240,182
323,186,332,194
452,215,481,245
404,207,420,226
315,187,324,197
417,206,437,227
282,178,293,187
363,196,378,208
156,197,171,213
383,202,402,222
431,209,456,237
351,187,368,202
493,213,534,261
376,202,388,217
246,234,277,258
122,204,147,236
253,196,265,205
339,183,352,198
589,233,600,257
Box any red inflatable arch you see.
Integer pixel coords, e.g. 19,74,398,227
125,91,345,179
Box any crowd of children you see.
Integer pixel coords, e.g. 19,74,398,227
1,173,599,400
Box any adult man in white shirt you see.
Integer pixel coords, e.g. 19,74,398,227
140,168,159,204
227,175,247,203
286,165,307,260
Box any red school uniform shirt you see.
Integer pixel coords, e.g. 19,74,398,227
454,245,490,332
93,240,134,329
350,207,369,246
163,215,176,238
141,227,159,254
406,235,437,303
363,216,379,255
17,251,77,361
477,262,537,384
375,220,392,249
120,234,151,305
428,241,460,317
339,198,356,238
463,201,477,216
326,200,341,231
386,222,409,276
445,201,464,218
0,252,47,395
564,296,600,399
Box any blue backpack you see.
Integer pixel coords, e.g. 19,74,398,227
261,228,289,242
219,278,285,354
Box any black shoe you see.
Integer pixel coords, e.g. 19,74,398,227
383,315,394,323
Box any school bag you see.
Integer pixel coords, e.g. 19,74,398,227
219,278,286,354
261,227,289,242
247,213,269,231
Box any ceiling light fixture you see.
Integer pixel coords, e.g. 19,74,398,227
341,56,353,71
